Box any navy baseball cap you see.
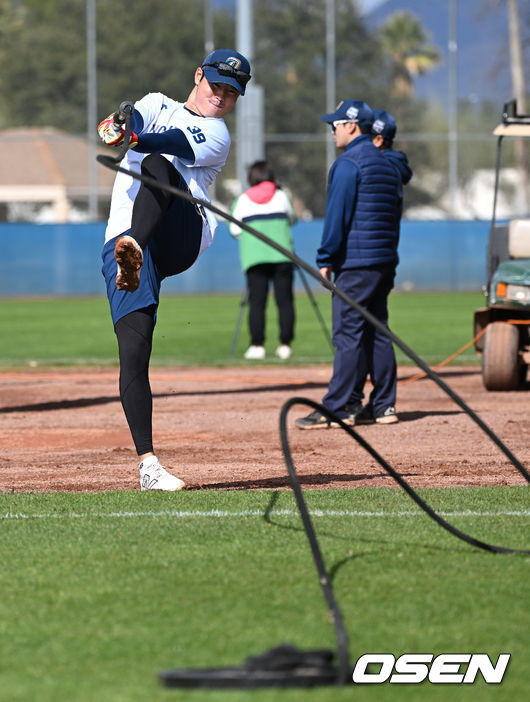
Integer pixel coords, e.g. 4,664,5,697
320,99,374,128
201,49,251,95
371,110,397,141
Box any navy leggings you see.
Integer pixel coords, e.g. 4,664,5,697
132,153,202,276
115,306,156,456
111,155,203,456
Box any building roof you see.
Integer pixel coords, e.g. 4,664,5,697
0,127,116,197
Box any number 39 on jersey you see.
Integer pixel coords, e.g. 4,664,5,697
187,125,206,144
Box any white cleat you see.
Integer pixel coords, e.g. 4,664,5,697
244,345,266,360
139,456,185,491
275,344,292,360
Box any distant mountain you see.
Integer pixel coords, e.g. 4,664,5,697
365,0,523,107
219,1,524,109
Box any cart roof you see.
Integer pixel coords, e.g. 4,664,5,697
493,123,530,137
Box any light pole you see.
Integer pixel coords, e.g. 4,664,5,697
204,0,214,56
507,0,528,213
447,0,458,218
86,0,98,220
325,0,336,175
236,0,264,192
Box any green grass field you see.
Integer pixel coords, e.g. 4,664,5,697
1,487,527,702
2,291,527,701
0,291,484,367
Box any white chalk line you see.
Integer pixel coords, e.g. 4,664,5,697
1,508,528,521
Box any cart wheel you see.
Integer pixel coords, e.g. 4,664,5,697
482,321,520,390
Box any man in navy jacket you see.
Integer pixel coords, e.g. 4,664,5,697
371,109,412,232
296,99,400,429
342,110,413,421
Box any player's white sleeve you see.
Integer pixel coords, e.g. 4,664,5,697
181,118,231,168
132,93,166,133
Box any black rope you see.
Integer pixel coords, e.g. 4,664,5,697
295,265,334,352
97,154,530,485
276,396,528,690
281,397,529,556
278,400,351,684
98,145,529,690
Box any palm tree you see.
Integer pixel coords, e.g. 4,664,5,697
379,11,441,98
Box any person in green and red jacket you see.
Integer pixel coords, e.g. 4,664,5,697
230,161,297,360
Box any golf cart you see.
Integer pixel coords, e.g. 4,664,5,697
474,100,530,390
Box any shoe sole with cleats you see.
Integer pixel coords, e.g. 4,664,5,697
114,235,143,292
295,416,355,430
375,414,399,424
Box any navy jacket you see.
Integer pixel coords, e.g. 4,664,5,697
317,135,399,271
384,148,412,229
384,149,412,197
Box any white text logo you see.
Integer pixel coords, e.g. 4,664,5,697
351,653,510,684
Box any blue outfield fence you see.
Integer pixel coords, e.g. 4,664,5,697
0,219,490,297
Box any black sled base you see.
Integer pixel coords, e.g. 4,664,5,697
159,644,351,689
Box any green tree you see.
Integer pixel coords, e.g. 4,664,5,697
252,0,390,216
0,0,86,129
0,1,25,129
0,0,460,219
0,0,234,132
379,11,441,99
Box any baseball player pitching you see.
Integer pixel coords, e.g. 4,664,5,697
97,49,251,491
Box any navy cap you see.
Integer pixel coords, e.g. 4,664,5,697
371,110,397,141
201,49,251,95
320,99,374,128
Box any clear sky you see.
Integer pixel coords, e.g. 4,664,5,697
355,0,388,16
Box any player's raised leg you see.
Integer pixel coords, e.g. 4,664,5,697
114,235,143,292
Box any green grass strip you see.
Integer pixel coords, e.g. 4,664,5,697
0,292,484,367
0,486,527,702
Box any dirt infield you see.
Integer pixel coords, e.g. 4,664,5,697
0,365,528,493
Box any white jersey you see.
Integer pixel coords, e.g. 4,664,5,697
104,92,231,257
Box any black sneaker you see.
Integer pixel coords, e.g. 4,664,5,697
349,404,399,425
349,404,375,425
295,409,352,430
343,401,365,424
